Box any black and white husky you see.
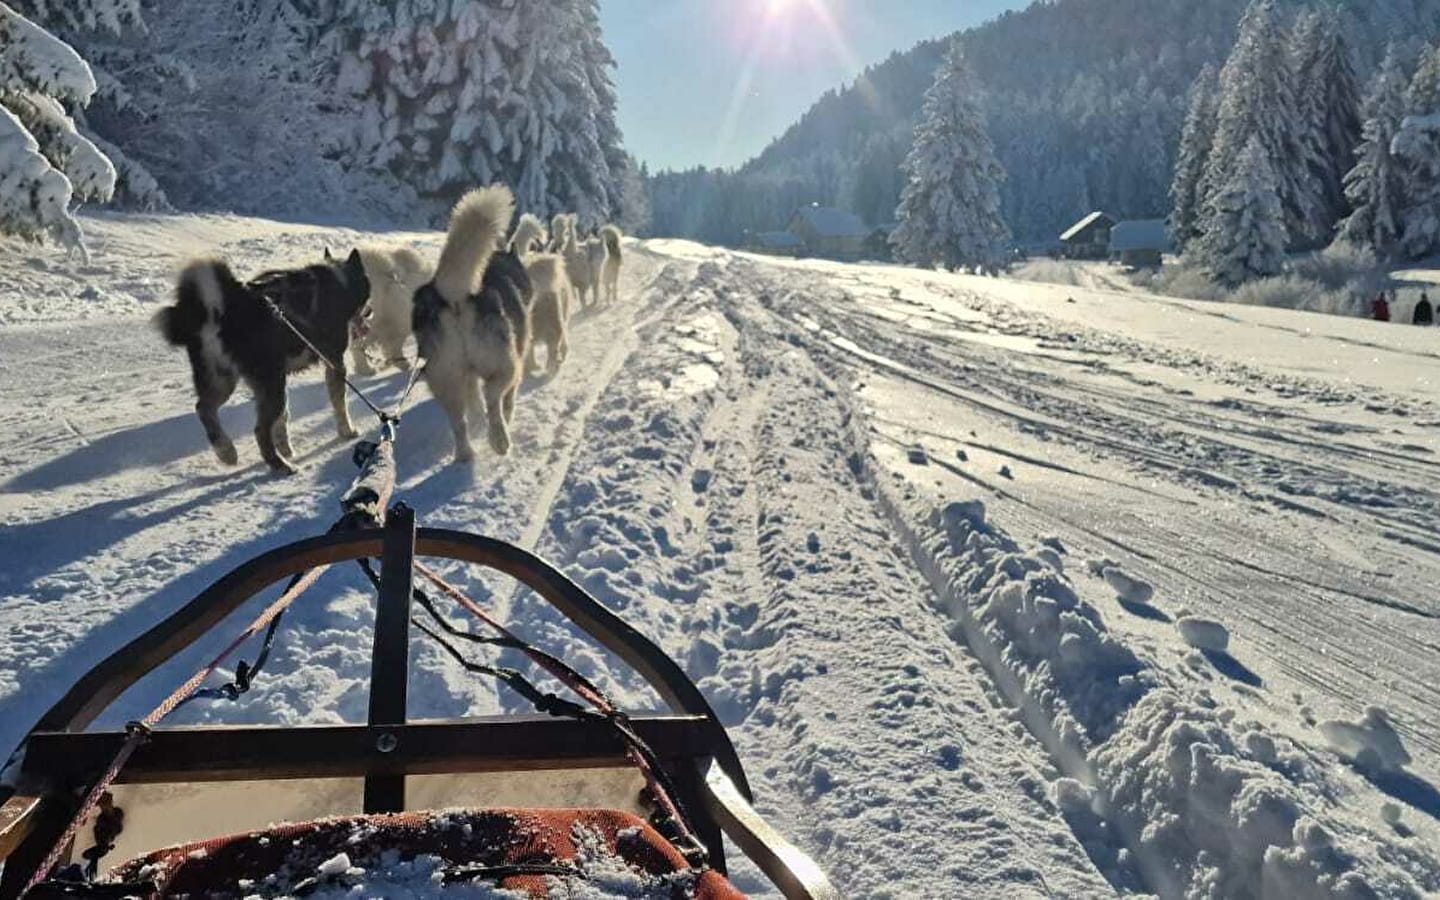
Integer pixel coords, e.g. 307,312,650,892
152,250,372,474
412,184,533,462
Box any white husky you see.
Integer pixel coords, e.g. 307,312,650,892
585,229,609,306
559,214,600,309
510,213,571,376
412,185,531,461
350,246,430,374
599,224,622,305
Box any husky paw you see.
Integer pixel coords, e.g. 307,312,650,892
488,431,511,456
213,441,239,467
337,424,360,441
453,446,476,464
268,459,300,476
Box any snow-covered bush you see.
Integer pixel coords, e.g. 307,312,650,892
1129,262,1230,302
1290,240,1380,288
1008,259,1087,287
0,2,114,250
1227,275,1352,315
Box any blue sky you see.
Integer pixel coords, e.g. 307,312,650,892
598,1,1025,172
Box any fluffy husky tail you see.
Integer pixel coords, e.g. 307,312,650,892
601,225,622,263
152,259,230,346
433,185,515,305
510,213,547,254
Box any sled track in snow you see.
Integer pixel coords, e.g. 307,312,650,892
722,257,1440,898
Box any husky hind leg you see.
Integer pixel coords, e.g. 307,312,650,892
483,375,514,456
382,336,411,371
249,375,297,475
190,351,240,466
349,339,376,376
464,377,484,436
326,368,359,440
272,407,294,460
425,358,475,463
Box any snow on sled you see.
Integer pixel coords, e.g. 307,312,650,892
0,431,836,899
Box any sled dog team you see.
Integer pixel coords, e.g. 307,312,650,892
153,184,625,473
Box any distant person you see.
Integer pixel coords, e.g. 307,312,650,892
1373,292,1390,322
1415,290,1434,325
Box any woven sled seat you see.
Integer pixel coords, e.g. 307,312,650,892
105,807,747,898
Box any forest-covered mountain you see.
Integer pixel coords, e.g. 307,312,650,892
648,0,1440,245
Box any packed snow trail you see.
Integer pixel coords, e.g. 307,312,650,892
3,217,1440,897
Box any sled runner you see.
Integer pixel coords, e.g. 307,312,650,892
0,430,836,899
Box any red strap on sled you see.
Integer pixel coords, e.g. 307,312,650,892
23,565,333,894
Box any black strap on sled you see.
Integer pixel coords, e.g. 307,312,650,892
368,560,710,868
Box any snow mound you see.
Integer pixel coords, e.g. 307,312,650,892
883,492,1431,898
1176,616,1230,652
1102,566,1155,606
1319,707,1413,773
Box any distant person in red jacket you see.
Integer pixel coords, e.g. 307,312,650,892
1373,292,1390,322
1415,290,1434,325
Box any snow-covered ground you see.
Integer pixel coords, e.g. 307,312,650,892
3,215,1440,898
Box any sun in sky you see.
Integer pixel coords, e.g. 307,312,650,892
712,0,868,161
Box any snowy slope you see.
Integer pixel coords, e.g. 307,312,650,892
3,216,1440,897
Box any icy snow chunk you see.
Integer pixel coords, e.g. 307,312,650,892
1243,731,1277,764
1033,546,1064,573
939,500,986,532
1381,802,1403,826
1049,777,1093,814
1319,706,1412,772
1102,567,1154,606
907,446,928,464
316,852,353,877
1085,557,1117,577
1176,616,1229,652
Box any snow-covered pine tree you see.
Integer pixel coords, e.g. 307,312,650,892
891,40,1010,271
1169,63,1218,252
615,154,651,235
1392,40,1440,258
11,0,170,210
1198,134,1287,286
1407,43,1440,117
1202,0,1317,249
328,0,625,223
572,0,626,225
1290,9,1361,243
1339,46,1408,258
0,2,115,248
